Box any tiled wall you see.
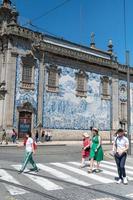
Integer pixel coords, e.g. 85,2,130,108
43,66,111,130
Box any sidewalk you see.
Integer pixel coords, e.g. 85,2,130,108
0,140,114,147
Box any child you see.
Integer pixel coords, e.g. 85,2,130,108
81,132,91,168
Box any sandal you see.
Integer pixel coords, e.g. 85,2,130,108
80,164,86,168
88,169,93,173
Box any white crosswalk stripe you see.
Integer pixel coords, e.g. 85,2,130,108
12,165,63,191
0,160,133,196
102,160,133,170
101,163,133,176
69,161,118,177
126,193,133,198
69,161,133,181
51,162,114,183
0,168,27,195
37,163,90,186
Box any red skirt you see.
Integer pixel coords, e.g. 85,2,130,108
82,149,90,158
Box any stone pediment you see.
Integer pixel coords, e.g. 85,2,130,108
17,102,35,113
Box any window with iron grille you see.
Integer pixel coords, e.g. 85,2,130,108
21,54,35,90
102,80,108,95
101,76,110,99
48,70,57,87
22,66,32,83
76,71,87,97
47,65,60,92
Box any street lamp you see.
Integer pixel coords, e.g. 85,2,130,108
126,51,131,155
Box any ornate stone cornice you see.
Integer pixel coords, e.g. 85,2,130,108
0,24,42,42
41,42,115,68
2,24,133,76
118,64,133,76
0,25,115,68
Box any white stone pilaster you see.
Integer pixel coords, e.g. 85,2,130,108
111,73,119,131
37,59,44,129
4,51,17,128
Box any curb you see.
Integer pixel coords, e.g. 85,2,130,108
0,143,67,148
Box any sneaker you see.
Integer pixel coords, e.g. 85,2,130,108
18,170,23,174
95,169,100,173
116,178,122,184
123,177,128,185
30,168,40,172
80,164,86,168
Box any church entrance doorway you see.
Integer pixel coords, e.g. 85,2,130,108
18,111,32,138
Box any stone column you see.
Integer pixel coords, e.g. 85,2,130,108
0,53,4,128
4,51,17,128
37,58,44,131
0,50,7,128
0,53,3,81
111,73,119,131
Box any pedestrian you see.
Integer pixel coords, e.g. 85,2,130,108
47,129,52,141
112,128,129,184
45,129,52,141
11,129,17,143
18,131,39,173
0,129,8,145
41,130,45,143
88,127,103,173
35,129,39,143
80,132,91,168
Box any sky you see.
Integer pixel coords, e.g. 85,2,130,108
3,0,133,65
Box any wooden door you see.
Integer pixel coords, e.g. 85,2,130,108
18,111,32,138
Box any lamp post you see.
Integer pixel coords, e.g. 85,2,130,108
126,50,131,155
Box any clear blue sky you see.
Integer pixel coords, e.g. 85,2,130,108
6,0,133,65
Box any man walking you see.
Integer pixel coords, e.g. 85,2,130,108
112,128,129,184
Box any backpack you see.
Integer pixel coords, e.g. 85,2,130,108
33,141,37,150
23,137,37,150
23,137,27,146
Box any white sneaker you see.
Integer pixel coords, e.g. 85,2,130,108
116,179,122,184
123,177,128,185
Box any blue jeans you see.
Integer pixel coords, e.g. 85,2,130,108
115,152,127,179
12,135,16,143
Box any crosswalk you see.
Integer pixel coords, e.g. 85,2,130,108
0,160,133,197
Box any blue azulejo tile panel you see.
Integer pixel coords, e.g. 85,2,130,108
13,55,39,128
43,66,111,131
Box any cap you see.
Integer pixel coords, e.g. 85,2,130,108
92,127,99,133
83,132,89,138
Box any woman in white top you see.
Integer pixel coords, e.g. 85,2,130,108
112,128,129,184
18,131,38,173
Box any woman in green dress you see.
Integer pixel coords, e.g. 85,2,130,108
88,127,103,173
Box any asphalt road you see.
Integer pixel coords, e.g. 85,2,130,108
0,144,133,200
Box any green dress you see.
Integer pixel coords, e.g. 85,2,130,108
90,135,103,161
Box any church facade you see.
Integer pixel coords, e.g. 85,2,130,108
0,0,133,139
